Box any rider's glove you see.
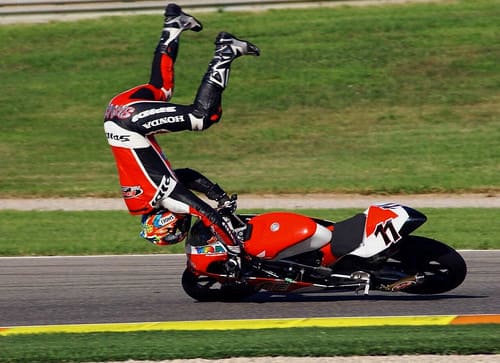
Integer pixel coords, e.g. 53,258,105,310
206,183,227,201
217,193,238,214
206,184,237,213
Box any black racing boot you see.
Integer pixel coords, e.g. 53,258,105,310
157,3,202,57
205,32,260,89
214,32,260,59
191,33,259,122
164,3,202,32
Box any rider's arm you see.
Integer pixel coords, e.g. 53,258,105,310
159,178,237,246
174,168,228,202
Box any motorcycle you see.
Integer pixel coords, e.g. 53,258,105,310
182,197,467,301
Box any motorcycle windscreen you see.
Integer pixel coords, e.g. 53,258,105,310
243,212,332,260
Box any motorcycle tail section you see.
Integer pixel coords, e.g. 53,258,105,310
345,203,427,259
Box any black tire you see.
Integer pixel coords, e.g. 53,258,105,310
392,236,467,294
181,268,257,302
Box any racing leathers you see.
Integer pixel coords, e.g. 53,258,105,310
103,3,259,246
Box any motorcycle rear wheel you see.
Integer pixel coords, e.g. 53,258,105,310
182,268,257,302
393,236,467,294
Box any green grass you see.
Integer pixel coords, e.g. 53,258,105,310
0,325,499,362
0,208,498,256
0,0,499,197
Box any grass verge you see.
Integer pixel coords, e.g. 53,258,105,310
0,0,499,196
0,208,499,256
0,325,499,362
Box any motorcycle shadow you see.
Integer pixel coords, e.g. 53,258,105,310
243,292,483,303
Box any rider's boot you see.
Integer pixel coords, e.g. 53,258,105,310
156,3,202,59
193,32,260,117
205,32,260,89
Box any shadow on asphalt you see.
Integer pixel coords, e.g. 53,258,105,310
240,292,485,303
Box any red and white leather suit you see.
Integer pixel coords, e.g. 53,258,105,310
104,30,234,245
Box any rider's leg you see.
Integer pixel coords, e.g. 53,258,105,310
191,32,260,123
147,3,202,100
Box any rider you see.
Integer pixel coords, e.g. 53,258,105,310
104,3,260,246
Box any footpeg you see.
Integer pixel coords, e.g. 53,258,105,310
351,271,371,295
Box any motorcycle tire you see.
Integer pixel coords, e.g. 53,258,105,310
181,268,257,302
393,236,467,294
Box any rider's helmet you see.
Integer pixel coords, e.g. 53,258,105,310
140,210,191,245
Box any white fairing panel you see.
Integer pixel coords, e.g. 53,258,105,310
348,203,409,258
273,224,332,260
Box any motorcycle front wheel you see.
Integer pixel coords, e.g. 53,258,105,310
392,236,467,294
181,268,257,302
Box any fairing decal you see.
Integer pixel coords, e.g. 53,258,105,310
365,205,398,238
348,204,410,258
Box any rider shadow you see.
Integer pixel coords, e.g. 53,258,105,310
243,291,484,303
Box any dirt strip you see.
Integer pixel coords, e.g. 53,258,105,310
0,0,452,25
99,355,500,363
1,193,499,211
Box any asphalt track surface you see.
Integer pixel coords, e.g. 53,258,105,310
1,250,498,327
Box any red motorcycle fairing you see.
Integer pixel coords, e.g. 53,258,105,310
243,212,332,260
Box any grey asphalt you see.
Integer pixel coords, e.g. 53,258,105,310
1,251,498,327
